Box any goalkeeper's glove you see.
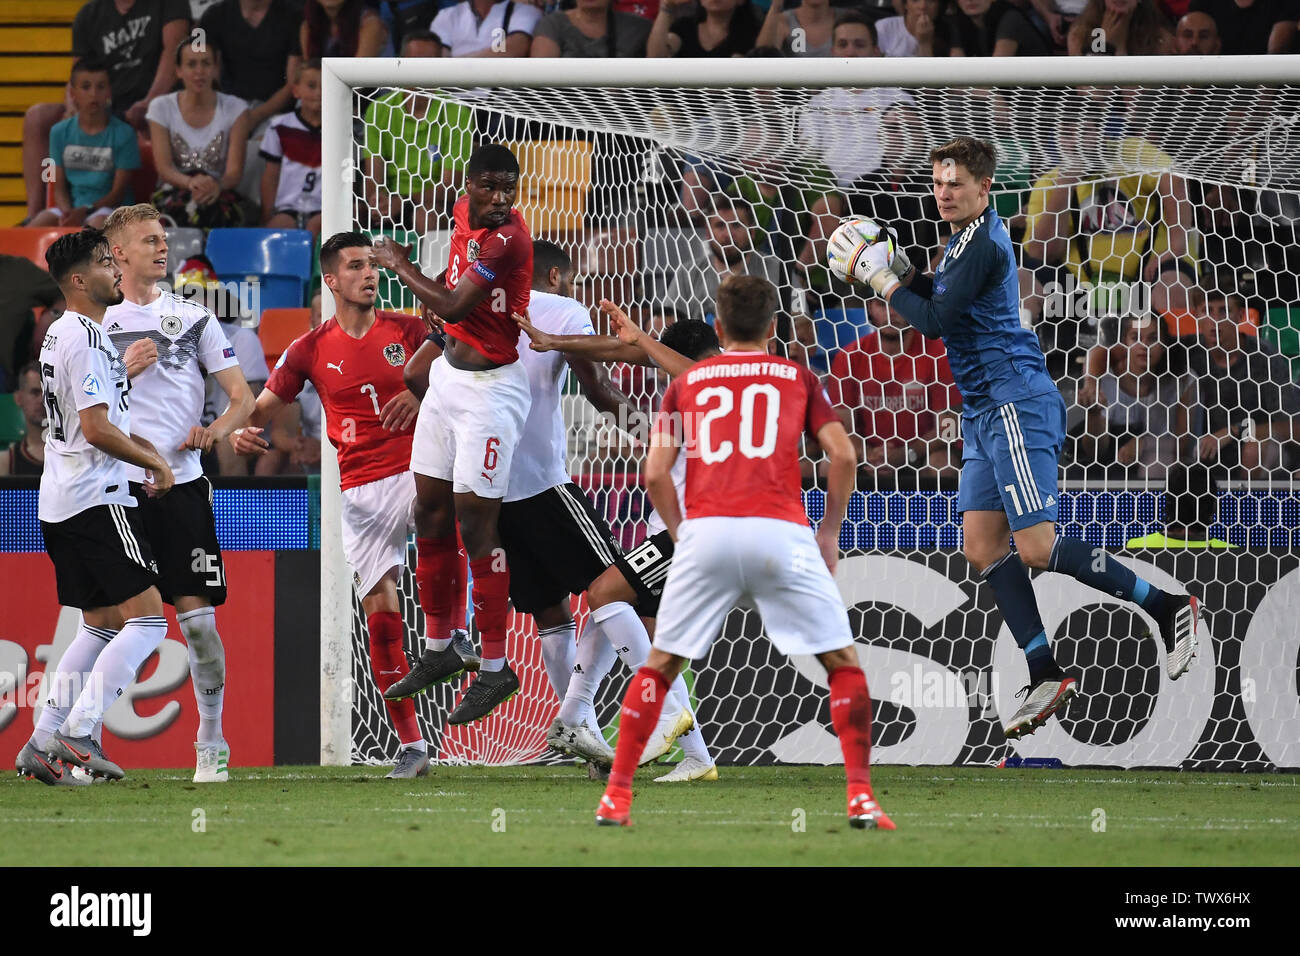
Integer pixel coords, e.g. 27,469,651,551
883,225,915,283
828,223,899,296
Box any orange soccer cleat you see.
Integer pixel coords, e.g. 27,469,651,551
596,785,633,827
848,787,896,830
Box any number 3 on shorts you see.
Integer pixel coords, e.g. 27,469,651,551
483,436,500,471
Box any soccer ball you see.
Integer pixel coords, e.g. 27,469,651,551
826,217,894,286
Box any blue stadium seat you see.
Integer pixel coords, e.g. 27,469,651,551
243,275,307,315
206,229,313,281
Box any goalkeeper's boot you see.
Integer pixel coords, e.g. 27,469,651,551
639,708,694,765
193,740,230,783
1155,595,1199,681
385,746,430,779
1003,675,1078,740
383,644,472,700
47,732,124,781
595,785,632,827
447,665,520,725
653,756,719,783
848,787,896,830
450,629,481,673
16,741,90,787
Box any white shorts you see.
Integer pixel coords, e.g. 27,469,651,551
410,355,531,499
653,516,854,660
341,470,415,598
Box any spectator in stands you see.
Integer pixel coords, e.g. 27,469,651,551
1189,0,1297,55
1070,313,1192,481
661,194,785,319
828,297,959,487
361,32,475,232
374,0,440,53
1152,258,1201,338
756,0,834,56
30,60,141,230
876,0,952,57
148,39,254,228
1173,9,1220,52
260,60,322,236
1066,0,1173,55
946,0,1055,56
0,363,46,476
531,0,653,56
648,0,761,57
0,255,63,392
302,0,393,57
431,0,543,56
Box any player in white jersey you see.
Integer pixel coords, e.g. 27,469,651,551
101,203,257,783
16,229,176,786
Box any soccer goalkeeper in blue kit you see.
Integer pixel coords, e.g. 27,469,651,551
828,135,1200,739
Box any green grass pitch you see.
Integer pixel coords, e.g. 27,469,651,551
3,765,1296,866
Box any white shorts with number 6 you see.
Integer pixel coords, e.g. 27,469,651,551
410,354,531,499
342,469,415,598
652,515,853,661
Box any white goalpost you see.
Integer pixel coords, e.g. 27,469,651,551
319,56,1300,772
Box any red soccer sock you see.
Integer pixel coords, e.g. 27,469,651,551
608,667,670,791
828,666,873,788
451,530,468,631
368,611,421,746
416,535,462,638
468,555,510,662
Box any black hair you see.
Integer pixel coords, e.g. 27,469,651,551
659,318,719,362
467,143,520,178
45,228,110,285
833,9,878,46
532,239,571,283
320,231,372,274
69,58,110,82
401,30,438,52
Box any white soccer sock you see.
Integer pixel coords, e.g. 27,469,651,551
592,601,653,671
401,739,427,753
676,722,713,764
32,622,114,750
177,606,226,745
538,622,577,701
557,619,619,728
62,616,168,739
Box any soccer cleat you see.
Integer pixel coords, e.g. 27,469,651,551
848,789,896,830
450,629,481,672
1003,676,1079,740
595,785,632,827
193,741,230,783
447,665,520,724
16,741,89,787
385,747,430,779
46,732,124,781
653,757,719,783
639,708,694,765
383,644,472,700
545,717,568,752
550,719,616,767
1157,595,1199,681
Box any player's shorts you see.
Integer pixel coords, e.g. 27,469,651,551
958,391,1067,532
611,529,675,618
41,503,159,610
341,469,416,598
129,476,227,606
653,516,853,661
410,355,531,499
497,482,621,615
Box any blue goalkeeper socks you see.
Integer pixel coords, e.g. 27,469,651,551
1047,536,1171,618
982,552,1060,684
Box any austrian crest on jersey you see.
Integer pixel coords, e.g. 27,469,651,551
383,343,406,366
466,239,480,262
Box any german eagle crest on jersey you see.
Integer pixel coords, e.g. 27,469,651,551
383,343,406,366
466,239,480,263
161,315,183,336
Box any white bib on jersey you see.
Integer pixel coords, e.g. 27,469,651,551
504,290,594,502
104,291,239,484
37,311,135,523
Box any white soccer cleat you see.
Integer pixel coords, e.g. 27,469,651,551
1003,677,1078,740
194,741,230,783
653,756,718,783
1162,596,1200,681
639,709,694,765
567,721,616,768
545,717,569,754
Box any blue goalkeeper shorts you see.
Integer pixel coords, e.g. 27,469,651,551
957,392,1067,531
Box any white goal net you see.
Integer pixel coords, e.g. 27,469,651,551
322,58,1300,772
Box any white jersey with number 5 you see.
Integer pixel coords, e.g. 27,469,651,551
37,311,136,523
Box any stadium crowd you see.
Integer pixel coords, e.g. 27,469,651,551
3,0,1299,546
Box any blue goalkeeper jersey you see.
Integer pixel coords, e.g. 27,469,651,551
889,206,1056,417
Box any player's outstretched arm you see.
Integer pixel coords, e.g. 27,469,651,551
512,311,648,364
599,299,695,378
80,404,174,496
403,338,442,400
815,419,856,575
185,365,256,453
646,430,684,541
229,387,287,457
889,230,1001,339
372,236,491,325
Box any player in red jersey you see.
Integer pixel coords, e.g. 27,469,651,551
229,232,457,778
595,275,895,830
371,144,534,724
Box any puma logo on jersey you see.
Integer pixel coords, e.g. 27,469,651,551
496,232,510,245
327,361,344,374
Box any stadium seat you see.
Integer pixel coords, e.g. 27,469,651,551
1263,306,1300,357
814,307,873,354
165,227,205,276
258,307,312,366
0,227,80,267
247,275,309,315
505,140,592,234
0,392,25,448
205,228,313,280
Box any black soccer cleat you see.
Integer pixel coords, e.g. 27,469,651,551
447,665,520,725
383,645,472,700
46,732,124,781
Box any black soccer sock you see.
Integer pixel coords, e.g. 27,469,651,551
1047,536,1171,619
982,552,1060,684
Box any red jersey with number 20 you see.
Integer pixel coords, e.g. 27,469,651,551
266,310,426,490
655,351,838,527
444,195,532,364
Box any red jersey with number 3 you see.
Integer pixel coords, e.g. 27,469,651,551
444,195,532,364
655,351,838,526
266,310,426,490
